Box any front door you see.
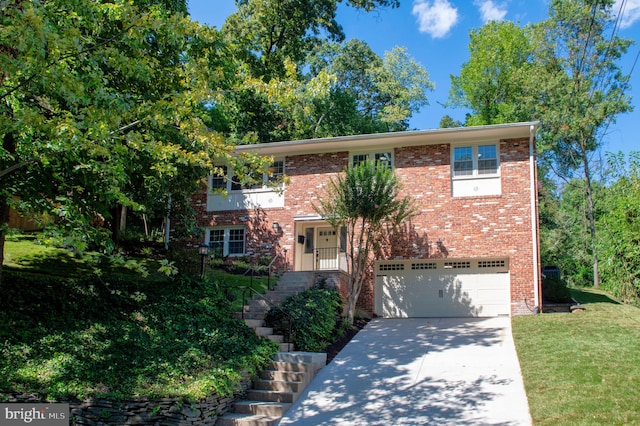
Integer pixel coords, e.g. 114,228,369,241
317,227,338,269
297,224,339,271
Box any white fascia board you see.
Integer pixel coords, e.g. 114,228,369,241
233,122,539,157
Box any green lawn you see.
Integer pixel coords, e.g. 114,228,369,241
512,288,640,425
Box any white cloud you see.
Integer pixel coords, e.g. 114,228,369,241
412,0,459,38
614,0,640,29
475,0,508,23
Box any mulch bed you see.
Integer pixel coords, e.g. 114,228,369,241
325,318,371,364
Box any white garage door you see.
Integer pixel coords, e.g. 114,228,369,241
374,258,510,318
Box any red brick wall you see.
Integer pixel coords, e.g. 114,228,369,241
193,138,539,315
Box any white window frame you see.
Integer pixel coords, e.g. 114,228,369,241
451,143,499,179
350,150,394,169
210,159,285,193
206,226,246,257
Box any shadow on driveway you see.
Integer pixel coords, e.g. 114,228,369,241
279,317,531,426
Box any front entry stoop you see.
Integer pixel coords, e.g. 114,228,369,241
215,352,327,426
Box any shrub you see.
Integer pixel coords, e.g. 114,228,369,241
265,287,342,352
542,276,573,303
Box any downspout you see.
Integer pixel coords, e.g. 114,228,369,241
529,125,541,312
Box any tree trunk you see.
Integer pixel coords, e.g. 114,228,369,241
111,204,126,246
581,140,599,288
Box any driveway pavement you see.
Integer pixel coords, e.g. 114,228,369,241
278,317,531,425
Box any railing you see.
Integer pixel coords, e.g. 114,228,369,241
267,252,280,291
238,285,295,352
315,247,340,270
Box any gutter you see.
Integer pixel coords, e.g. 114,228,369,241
529,125,541,311
234,121,540,157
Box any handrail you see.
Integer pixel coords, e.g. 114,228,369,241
267,253,280,291
238,285,295,352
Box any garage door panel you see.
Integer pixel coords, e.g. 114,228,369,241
378,275,410,318
376,273,437,318
375,260,510,318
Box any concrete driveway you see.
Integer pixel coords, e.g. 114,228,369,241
278,317,531,425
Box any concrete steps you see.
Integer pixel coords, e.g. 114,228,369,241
215,352,326,426
236,271,316,352
218,273,320,425
215,413,280,426
234,401,292,417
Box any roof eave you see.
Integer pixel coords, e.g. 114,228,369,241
234,121,539,156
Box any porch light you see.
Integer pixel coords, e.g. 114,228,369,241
272,222,281,232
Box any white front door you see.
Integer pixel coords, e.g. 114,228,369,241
296,224,339,271
317,227,338,269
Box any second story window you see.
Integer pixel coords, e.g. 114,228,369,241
268,160,284,182
351,151,393,169
211,166,228,190
452,144,499,177
211,159,285,192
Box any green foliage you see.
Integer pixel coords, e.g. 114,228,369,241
597,151,640,302
542,276,572,303
542,151,640,303
215,2,432,142
0,0,271,275
449,20,533,125
265,287,342,352
0,271,277,401
541,179,600,287
224,0,398,80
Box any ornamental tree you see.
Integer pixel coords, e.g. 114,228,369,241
313,159,415,325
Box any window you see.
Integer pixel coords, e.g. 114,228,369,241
453,147,473,176
352,151,393,169
268,160,284,182
228,228,245,255
339,226,347,253
352,154,369,167
477,145,498,175
452,144,499,177
208,227,245,256
211,166,228,190
211,160,285,192
304,228,314,254
209,229,225,257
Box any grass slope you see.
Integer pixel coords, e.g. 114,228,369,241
513,288,640,425
0,235,277,402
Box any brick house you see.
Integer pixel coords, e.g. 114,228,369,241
192,122,542,317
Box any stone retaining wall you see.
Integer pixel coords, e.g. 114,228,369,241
3,376,252,425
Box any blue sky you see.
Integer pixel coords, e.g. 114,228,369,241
187,0,640,155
